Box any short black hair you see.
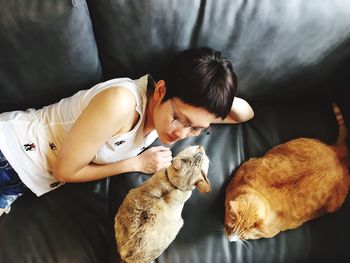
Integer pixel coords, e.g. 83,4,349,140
163,47,237,119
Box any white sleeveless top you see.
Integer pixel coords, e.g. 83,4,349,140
0,75,158,196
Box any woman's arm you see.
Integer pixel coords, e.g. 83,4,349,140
212,97,254,124
53,87,172,183
54,145,172,183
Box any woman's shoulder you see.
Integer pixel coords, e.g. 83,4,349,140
92,86,137,115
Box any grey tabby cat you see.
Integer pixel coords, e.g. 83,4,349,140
115,145,211,263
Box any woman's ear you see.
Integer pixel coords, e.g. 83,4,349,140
153,80,166,102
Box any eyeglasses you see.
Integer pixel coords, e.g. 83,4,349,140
169,99,211,136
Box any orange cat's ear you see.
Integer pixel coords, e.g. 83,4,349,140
172,158,182,171
230,201,239,213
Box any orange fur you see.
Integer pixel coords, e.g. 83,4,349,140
224,104,349,241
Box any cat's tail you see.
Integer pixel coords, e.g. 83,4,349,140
332,102,349,169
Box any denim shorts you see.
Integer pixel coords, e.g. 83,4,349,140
0,149,27,212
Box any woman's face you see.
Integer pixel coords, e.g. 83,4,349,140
151,81,216,145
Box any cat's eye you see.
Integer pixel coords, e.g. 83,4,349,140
225,224,233,231
252,220,263,229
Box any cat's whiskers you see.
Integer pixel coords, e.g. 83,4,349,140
241,239,252,249
213,224,224,234
236,239,247,249
234,238,251,250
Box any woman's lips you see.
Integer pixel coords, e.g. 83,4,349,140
167,134,178,142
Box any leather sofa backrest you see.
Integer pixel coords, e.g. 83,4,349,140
0,0,102,112
1,0,349,111
88,0,350,102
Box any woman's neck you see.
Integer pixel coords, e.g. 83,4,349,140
143,96,155,136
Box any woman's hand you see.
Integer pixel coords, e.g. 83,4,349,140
135,146,173,174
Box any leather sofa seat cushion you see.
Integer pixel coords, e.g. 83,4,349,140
0,181,109,263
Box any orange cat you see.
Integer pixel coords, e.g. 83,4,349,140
224,104,349,241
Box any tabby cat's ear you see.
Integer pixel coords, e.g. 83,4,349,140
195,173,211,194
172,158,182,171
195,179,211,193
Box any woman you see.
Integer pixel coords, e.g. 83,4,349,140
0,47,254,216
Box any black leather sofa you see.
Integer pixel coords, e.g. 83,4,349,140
1,1,349,263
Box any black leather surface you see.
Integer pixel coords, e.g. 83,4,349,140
0,181,110,263
0,0,102,112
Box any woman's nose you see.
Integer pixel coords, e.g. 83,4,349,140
173,128,189,140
